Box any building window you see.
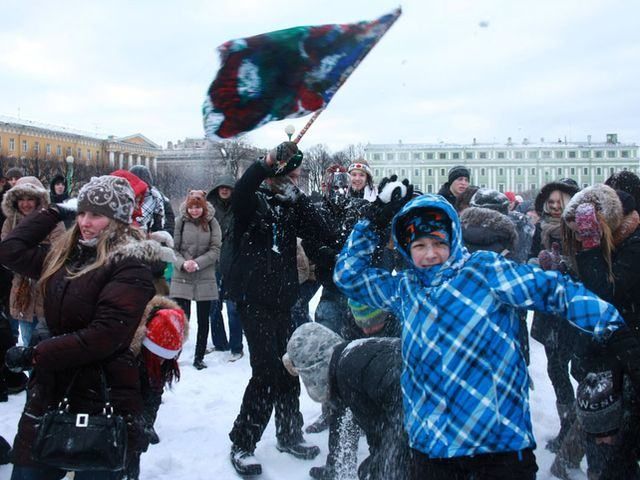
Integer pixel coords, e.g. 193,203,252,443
530,167,536,175
555,151,564,159
413,153,421,160
607,150,616,158
516,167,522,175
594,150,603,158
610,167,615,174
46,143,51,155
452,152,460,160
480,168,486,176
621,150,629,158
498,183,505,192
517,183,523,191
21,140,28,152
480,184,486,188
399,153,408,161
596,167,602,175
498,168,504,175
581,150,590,158
87,150,92,161
528,151,538,159
478,152,487,159
400,169,405,176
426,153,434,160
414,169,420,176
438,152,447,160
568,151,577,158
427,168,433,176
583,183,589,188
57,145,62,156
497,152,506,159
542,151,551,159
530,183,536,190
372,153,381,161
514,152,524,159
77,148,82,160
96,151,100,162
34,142,40,154
386,153,394,161
465,152,473,159
374,169,380,177
557,167,563,175
440,168,446,176
570,167,575,175
387,169,393,176
66,147,72,157
583,167,588,175
427,184,433,193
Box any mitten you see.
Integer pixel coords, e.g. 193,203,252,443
5,346,34,373
52,198,78,222
538,242,565,272
363,175,414,230
575,203,601,250
269,141,303,176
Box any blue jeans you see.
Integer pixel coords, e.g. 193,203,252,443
315,292,349,335
290,280,320,329
209,277,243,354
11,465,122,480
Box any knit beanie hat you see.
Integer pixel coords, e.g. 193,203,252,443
606,170,640,210
347,160,373,180
129,164,154,187
4,167,24,179
576,369,623,436
285,322,343,403
77,175,136,224
348,299,388,334
470,188,510,215
142,308,188,359
448,166,470,184
562,184,623,234
400,208,451,250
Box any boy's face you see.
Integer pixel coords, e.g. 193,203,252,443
410,236,450,268
54,182,65,195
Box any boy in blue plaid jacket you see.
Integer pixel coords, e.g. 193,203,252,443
334,190,627,479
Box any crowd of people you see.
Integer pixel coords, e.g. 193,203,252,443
0,145,640,480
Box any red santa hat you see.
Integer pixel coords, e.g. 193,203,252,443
142,308,187,359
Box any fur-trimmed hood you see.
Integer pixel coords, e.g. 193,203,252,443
460,206,518,255
1,176,50,225
108,235,176,265
535,180,580,215
130,295,189,356
562,184,623,233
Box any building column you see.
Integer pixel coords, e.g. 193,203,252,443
153,157,158,174
109,151,115,167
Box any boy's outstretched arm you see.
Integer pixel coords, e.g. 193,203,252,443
334,219,400,317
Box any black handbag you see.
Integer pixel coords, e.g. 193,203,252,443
32,367,128,472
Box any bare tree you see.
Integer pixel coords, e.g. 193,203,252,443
219,138,262,178
332,143,365,166
303,144,334,193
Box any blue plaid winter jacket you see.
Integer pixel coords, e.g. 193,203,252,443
334,194,624,459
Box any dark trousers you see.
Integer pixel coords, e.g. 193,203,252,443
175,299,211,361
209,275,243,354
229,303,304,452
410,448,537,480
11,466,122,480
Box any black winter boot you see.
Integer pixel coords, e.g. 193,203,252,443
309,464,337,480
276,440,320,460
230,444,262,476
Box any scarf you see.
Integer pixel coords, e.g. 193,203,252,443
541,215,563,250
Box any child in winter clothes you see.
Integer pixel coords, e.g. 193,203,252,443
334,183,633,480
127,296,188,480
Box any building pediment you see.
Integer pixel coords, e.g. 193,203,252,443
116,134,161,150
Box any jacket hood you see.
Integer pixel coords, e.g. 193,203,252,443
562,183,623,233
535,180,580,215
460,206,517,254
392,194,470,285
129,165,154,187
1,176,50,219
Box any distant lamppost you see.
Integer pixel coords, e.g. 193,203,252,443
285,125,295,141
65,155,75,194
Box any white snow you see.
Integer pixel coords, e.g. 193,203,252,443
0,302,586,479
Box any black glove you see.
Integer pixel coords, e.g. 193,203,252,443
52,200,77,222
5,346,34,373
606,326,640,389
268,141,303,176
363,175,414,231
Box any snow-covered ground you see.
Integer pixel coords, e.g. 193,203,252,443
0,299,586,479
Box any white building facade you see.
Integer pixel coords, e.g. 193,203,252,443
364,134,639,194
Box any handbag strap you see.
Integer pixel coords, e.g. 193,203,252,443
59,366,113,416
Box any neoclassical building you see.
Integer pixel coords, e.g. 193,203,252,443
364,134,639,194
0,116,161,172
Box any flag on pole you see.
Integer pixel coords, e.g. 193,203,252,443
203,8,401,140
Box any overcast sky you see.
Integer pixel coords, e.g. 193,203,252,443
1,0,639,152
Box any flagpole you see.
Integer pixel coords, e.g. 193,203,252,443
294,7,402,144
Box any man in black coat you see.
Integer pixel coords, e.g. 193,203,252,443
284,322,409,480
226,142,333,476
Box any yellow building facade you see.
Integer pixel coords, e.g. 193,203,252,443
0,117,161,172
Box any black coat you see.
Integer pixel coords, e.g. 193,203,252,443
328,337,408,480
225,161,332,309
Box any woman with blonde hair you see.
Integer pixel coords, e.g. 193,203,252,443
1,175,166,480
170,190,221,370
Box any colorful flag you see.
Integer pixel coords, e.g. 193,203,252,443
203,8,401,140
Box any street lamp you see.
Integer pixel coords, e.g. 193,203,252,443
285,125,295,140
65,155,74,194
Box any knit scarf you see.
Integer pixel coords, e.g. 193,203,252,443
541,215,563,250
